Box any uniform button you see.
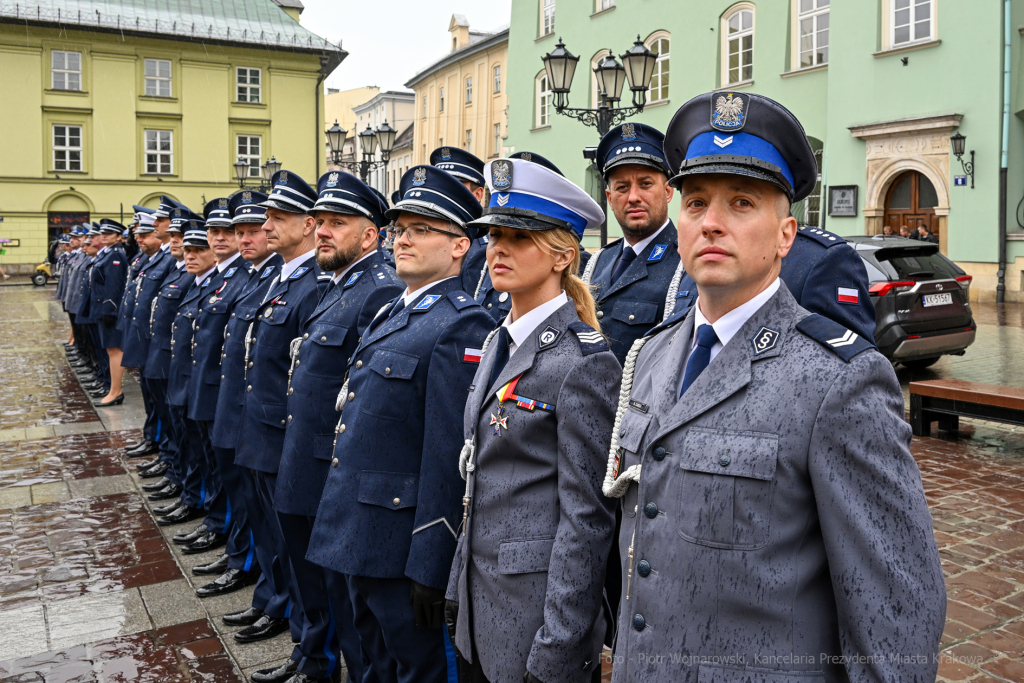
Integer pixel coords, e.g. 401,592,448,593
652,445,667,461
487,304,493,309
628,314,635,321
348,392,355,401
280,419,285,426
637,560,651,577
248,362,253,369
332,458,338,467
303,333,309,340
321,336,327,342
171,354,175,358
192,360,196,365
597,310,604,319
288,388,293,395
356,360,363,369
644,502,658,518
231,313,236,318
226,333,230,338
498,292,508,302
339,424,346,433
221,375,225,380
632,614,646,631
287,415,292,423
385,367,391,375
295,360,300,366
246,385,252,392
719,455,731,467
393,498,401,506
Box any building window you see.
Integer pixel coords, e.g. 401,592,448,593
542,0,556,36
466,77,473,104
53,125,82,172
422,95,427,118
536,73,552,127
646,34,670,102
237,135,262,178
724,6,754,85
465,129,472,150
144,59,172,97
597,0,615,10
237,67,261,103
439,87,445,111
493,65,501,93
893,0,932,46
493,123,501,156
51,50,82,91
144,129,173,175
798,0,829,68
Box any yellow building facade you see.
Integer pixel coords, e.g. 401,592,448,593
0,0,343,270
406,15,509,168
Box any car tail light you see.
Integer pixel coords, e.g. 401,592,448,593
868,281,915,296
956,275,973,289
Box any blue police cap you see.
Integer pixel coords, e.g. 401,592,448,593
99,218,126,234
135,212,156,234
152,195,185,218
386,165,483,236
59,234,71,243
470,159,603,241
312,171,388,228
181,221,209,247
596,122,671,178
664,91,817,202
430,146,485,187
261,170,317,214
132,205,156,215
229,190,268,225
390,190,401,206
204,198,233,228
86,225,101,237
508,151,563,176
169,206,202,231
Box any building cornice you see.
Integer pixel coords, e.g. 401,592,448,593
404,28,509,89
849,114,963,139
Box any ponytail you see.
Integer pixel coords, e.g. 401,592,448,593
528,229,601,331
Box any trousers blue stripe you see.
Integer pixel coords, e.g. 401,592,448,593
220,496,232,535
243,531,255,571
324,597,338,676
442,624,458,683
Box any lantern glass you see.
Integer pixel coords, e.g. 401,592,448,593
621,36,658,92
594,53,626,103
326,121,347,154
950,132,966,157
233,158,248,182
376,120,397,155
359,124,378,156
542,38,579,93
265,156,282,178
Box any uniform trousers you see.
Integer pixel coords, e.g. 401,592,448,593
166,404,203,509
145,379,182,488
86,324,110,387
210,443,257,571
345,575,456,683
278,512,364,683
186,420,226,533
139,376,160,444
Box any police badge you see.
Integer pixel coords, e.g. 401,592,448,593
242,191,252,203
327,172,339,187
441,147,452,160
491,160,512,191
621,123,637,141
218,198,228,208
412,168,428,186
279,171,289,183
711,93,746,131
521,152,532,162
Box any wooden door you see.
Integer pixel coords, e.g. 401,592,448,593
884,171,939,241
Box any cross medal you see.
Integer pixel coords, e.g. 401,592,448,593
490,406,509,435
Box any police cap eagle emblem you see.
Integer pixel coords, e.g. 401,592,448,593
412,167,428,186
712,93,746,131
492,160,512,191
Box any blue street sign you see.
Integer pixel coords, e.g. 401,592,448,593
954,175,967,186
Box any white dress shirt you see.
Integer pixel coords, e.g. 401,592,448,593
279,249,317,280
401,276,458,307
194,266,216,286
502,291,568,356
217,252,241,272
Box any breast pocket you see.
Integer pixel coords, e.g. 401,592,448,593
259,303,295,348
360,349,419,422
306,323,351,377
677,427,778,550
611,299,659,326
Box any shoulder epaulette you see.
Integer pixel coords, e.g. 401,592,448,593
447,290,479,310
796,313,874,362
797,226,846,248
569,321,610,356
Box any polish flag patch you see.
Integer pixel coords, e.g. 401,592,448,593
463,348,483,363
837,287,859,304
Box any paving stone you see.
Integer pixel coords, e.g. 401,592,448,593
46,589,151,651
28,482,69,505
0,487,32,510
66,475,134,500
139,579,205,630
0,605,47,660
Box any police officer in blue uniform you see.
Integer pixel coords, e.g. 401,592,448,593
429,146,490,293
306,165,495,683
74,228,107,396
91,220,129,406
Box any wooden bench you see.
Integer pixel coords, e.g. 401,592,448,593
909,379,1024,437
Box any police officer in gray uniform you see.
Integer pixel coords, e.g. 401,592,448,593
445,158,618,683
604,91,945,683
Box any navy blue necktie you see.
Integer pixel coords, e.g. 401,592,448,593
679,324,719,397
487,327,512,391
388,297,406,320
610,245,636,284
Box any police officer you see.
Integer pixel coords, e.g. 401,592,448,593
429,146,490,293
61,229,90,372
68,227,105,396
603,91,945,683
91,220,129,405
75,227,110,399
116,214,154,447
306,165,494,683
445,158,617,683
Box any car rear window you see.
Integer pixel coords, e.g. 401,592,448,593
868,249,964,280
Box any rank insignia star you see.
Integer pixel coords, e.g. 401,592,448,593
490,407,509,436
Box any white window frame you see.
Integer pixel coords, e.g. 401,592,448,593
493,123,501,156
465,76,473,104
541,0,556,36
889,0,935,48
721,4,755,86
53,124,82,172
493,65,501,94
645,32,670,103
465,129,472,150
237,134,262,178
795,0,829,68
439,86,445,111
422,95,427,119
144,58,172,97
144,129,173,175
51,50,82,91
236,67,262,103
536,73,552,128
596,0,615,11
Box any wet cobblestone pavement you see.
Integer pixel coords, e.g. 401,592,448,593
5,284,1024,681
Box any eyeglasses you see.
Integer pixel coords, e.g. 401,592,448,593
386,223,462,243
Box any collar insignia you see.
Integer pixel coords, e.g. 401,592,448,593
289,266,309,280
751,326,780,355
412,294,441,311
538,325,561,349
224,267,238,279
345,271,363,286
260,266,275,279
647,244,668,262
712,93,746,131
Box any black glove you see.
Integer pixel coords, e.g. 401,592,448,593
524,672,544,683
409,580,446,631
102,315,116,328
444,599,459,643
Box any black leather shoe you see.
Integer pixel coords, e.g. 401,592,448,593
124,439,144,450
156,505,203,527
192,554,229,576
89,390,108,400
196,568,258,597
283,674,329,683
82,381,102,390
148,483,183,501
172,523,208,544
250,659,299,683
234,615,290,643
153,499,183,516
96,394,124,407
139,461,170,479
136,457,162,471
223,606,264,627
142,477,172,492
183,531,227,555
250,660,299,683
126,440,158,456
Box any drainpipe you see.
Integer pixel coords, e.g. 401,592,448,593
315,56,330,179
998,0,1010,302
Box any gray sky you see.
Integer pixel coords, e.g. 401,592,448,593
299,0,512,93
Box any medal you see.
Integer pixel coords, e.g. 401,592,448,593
490,375,523,436
489,407,509,435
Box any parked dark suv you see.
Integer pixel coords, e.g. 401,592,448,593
844,235,976,368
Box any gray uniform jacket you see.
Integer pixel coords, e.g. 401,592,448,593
447,301,619,683
608,284,944,683
62,251,88,311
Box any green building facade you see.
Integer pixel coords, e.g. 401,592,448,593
506,0,1024,301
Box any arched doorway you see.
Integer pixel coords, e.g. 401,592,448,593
884,171,939,239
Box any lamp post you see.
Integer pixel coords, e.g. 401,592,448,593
325,119,398,194
950,132,975,189
235,155,280,192
542,35,657,244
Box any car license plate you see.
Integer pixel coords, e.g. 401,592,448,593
923,292,953,307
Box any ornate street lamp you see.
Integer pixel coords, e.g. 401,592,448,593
326,120,348,165
235,156,280,192
542,38,580,110
594,53,626,104
621,36,658,107
264,156,282,179
950,132,975,189
358,124,379,157
234,157,249,186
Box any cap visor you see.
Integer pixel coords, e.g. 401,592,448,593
603,155,670,177
669,163,791,197
259,198,309,214
469,213,580,240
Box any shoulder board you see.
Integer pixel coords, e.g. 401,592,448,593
797,226,846,248
796,313,874,362
289,266,311,280
344,271,363,287
568,321,610,356
647,244,670,262
223,267,238,279
447,291,479,310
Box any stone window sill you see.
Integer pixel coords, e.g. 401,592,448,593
873,39,941,58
